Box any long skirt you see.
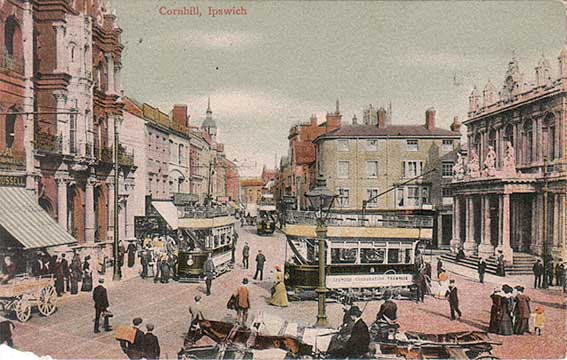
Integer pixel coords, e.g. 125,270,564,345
499,312,514,336
269,282,289,307
161,264,170,283
81,274,92,292
70,276,79,295
55,276,64,295
128,251,135,268
514,317,529,334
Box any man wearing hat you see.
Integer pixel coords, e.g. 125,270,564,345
143,323,160,360
342,306,370,359
203,253,216,296
92,278,111,333
234,278,250,325
445,280,462,320
119,317,145,359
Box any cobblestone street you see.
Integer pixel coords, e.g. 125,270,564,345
10,225,567,359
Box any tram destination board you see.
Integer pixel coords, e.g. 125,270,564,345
327,273,413,289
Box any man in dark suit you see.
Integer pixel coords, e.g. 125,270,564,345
478,258,487,284
120,317,145,359
445,280,462,320
533,259,543,288
203,253,215,296
253,250,266,281
92,278,111,333
242,243,250,269
342,306,370,359
61,254,70,293
143,323,160,360
415,271,427,303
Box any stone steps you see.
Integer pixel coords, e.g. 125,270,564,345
440,252,537,276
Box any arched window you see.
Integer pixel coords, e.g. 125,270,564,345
5,112,16,149
522,120,533,165
4,16,18,57
503,124,514,144
474,133,481,157
543,115,555,160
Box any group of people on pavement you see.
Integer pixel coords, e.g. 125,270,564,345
532,258,565,289
489,284,543,336
117,317,161,360
28,252,94,296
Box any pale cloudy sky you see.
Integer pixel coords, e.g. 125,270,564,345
112,0,564,177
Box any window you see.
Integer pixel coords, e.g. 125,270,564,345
337,188,350,207
337,140,349,151
442,187,452,198
407,186,420,207
366,188,379,208
69,111,77,154
366,139,378,151
365,161,378,178
522,120,533,164
337,161,349,179
442,139,453,152
361,248,385,264
396,188,404,208
442,161,453,177
4,16,18,57
421,187,430,205
331,248,357,264
543,115,555,160
5,112,16,149
403,160,423,178
387,248,402,264
406,139,418,151
179,144,184,164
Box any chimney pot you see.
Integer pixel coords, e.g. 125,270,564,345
377,107,387,128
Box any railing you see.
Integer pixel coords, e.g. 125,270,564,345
118,145,134,167
180,206,231,219
0,148,25,166
34,132,62,153
286,210,434,228
0,51,24,75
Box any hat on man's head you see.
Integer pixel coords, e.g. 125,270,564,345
449,279,455,284
98,278,105,284
146,323,154,331
349,306,362,317
133,317,143,326
195,295,201,302
242,278,249,284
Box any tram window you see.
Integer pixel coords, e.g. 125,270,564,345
404,249,412,263
331,248,357,264
388,248,401,264
360,248,385,264
214,235,219,247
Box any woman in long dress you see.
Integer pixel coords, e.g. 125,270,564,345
81,255,93,292
499,285,514,336
269,266,288,307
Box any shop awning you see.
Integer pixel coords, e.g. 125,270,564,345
0,187,77,250
152,201,179,230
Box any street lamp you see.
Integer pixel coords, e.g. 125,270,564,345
305,175,336,327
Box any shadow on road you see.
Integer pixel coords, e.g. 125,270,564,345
417,307,490,332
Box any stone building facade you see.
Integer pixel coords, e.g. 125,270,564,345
315,107,461,247
450,52,567,263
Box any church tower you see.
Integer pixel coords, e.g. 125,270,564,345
201,96,217,142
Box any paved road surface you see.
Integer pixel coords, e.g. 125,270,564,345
10,224,567,359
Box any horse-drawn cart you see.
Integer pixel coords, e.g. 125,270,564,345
0,275,57,322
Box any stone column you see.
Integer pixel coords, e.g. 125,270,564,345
478,195,495,257
105,53,115,95
107,180,114,240
463,196,478,256
85,178,96,242
53,91,68,154
450,196,462,253
56,177,67,230
499,193,513,262
561,194,566,261
52,22,66,72
114,63,122,95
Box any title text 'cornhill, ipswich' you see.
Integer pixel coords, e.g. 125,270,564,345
158,5,248,17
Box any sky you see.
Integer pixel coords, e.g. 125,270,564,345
112,0,565,177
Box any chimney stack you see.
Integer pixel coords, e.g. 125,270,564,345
377,107,387,128
425,107,436,130
450,115,461,133
172,104,188,127
352,114,358,125
310,114,317,127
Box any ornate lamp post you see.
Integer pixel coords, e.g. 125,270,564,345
305,175,336,327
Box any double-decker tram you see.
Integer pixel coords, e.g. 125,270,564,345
256,194,277,236
135,195,237,282
284,211,432,300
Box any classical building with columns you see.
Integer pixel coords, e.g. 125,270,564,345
450,51,567,263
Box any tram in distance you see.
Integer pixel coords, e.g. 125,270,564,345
283,210,432,300
256,193,277,236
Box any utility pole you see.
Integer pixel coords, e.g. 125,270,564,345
113,118,121,281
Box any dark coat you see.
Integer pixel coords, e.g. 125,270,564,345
127,243,137,268
242,245,250,257
143,332,160,359
478,261,487,274
93,285,109,310
376,300,397,322
61,258,70,276
445,286,459,306
533,262,543,275
255,253,266,269
343,319,370,358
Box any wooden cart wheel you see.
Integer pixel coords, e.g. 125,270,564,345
38,285,57,316
15,299,31,322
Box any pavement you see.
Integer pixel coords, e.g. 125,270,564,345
8,223,567,359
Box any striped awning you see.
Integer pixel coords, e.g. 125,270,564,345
0,187,77,249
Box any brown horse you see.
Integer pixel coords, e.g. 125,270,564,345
184,319,312,356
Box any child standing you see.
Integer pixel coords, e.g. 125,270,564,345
533,306,545,336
